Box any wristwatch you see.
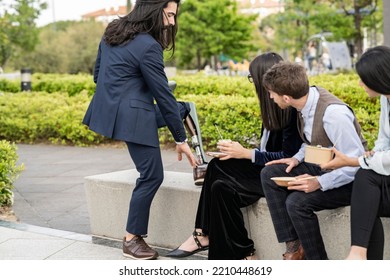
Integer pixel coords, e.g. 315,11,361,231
175,139,188,145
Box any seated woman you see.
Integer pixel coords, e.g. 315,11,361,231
321,46,390,260
166,52,303,260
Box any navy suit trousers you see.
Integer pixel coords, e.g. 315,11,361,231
125,141,163,235
124,101,189,235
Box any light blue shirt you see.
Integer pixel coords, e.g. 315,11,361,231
293,87,365,191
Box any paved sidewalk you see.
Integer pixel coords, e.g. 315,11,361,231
0,143,205,260
12,143,193,234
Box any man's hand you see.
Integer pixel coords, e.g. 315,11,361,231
176,142,198,168
265,157,299,173
287,174,320,193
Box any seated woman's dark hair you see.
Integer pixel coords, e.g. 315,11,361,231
249,52,291,131
356,45,390,95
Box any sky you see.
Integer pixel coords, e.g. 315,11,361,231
38,0,130,26
3,0,130,27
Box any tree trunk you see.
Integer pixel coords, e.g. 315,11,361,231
353,4,363,57
384,0,390,47
126,0,132,13
197,51,202,70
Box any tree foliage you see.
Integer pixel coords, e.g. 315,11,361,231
3,0,383,73
261,0,355,58
175,0,257,70
10,21,105,74
328,0,380,56
260,0,382,58
0,0,46,68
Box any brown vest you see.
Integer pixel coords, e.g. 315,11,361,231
297,86,368,149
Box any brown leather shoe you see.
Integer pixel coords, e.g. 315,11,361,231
193,163,207,186
283,244,305,260
123,236,158,260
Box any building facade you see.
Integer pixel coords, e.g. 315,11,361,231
81,0,284,24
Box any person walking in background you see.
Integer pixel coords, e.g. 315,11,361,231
166,52,303,260
306,42,317,72
260,62,366,260
321,46,390,260
82,0,198,260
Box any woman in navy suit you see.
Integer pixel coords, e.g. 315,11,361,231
83,0,197,260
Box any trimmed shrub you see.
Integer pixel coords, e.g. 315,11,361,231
0,72,381,149
0,140,23,206
0,92,107,146
0,73,96,96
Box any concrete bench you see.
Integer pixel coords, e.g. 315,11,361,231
84,169,390,260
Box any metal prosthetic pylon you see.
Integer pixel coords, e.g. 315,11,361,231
183,102,207,165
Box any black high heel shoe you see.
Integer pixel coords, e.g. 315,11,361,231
242,249,256,260
166,230,209,258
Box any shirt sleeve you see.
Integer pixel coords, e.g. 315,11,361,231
317,105,365,191
373,95,390,151
293,144,306,163
357,95,390,175
358,151,390,176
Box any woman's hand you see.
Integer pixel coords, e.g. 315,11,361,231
216,141,251,160
320,147,359,169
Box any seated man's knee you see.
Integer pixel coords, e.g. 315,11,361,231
285,193,306,216
261,164,284,181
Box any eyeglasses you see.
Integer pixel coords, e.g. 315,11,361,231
247,74,253,83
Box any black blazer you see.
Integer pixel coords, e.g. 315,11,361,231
83,33,186,147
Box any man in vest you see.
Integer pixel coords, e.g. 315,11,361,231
260,61,366,260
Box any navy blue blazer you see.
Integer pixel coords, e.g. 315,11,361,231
253,109,303,166
83,33,187,147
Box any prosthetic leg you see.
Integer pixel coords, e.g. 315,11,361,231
168,82,207,186
183,102,208,186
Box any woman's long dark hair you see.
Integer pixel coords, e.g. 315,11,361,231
103,0,180,51
356,45,390,95
249,52,291,131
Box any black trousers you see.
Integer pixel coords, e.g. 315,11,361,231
350,168,390,260
194,158,264,260
261,163,353,260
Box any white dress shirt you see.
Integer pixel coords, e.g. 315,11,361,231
358,95,390,175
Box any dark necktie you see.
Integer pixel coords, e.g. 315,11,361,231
297,111,310,144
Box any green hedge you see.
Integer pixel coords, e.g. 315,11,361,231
0,92,105,146
0,73,380,149
0,73,253,97
0,140,23,206
0,73,96,97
